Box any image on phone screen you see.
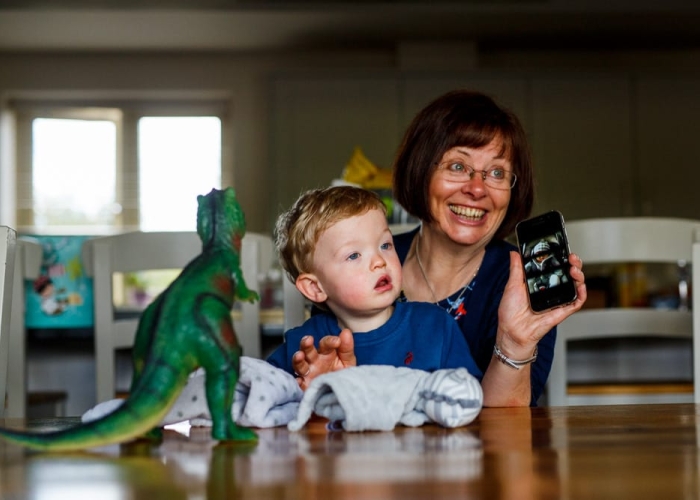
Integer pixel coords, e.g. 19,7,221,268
521,234,570,294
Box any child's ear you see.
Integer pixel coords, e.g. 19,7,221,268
295,273,327,304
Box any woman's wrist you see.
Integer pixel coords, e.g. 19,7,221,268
493,344,538,370
494,330,538,360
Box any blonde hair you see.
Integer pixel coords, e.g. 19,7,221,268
275,185,387,283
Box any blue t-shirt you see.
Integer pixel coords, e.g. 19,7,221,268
392,228,556,406
267,300,483,380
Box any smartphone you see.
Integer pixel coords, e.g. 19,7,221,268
515,210,577,313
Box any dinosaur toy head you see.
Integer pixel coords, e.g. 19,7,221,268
197,187,247,250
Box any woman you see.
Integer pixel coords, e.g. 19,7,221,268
293,90,586,406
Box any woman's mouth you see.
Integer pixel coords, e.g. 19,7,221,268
449,205,485,220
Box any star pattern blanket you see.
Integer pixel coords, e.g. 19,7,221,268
83,357,483,432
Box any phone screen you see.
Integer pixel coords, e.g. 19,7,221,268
516,211,577,312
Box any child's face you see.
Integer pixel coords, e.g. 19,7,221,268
311,208,402,315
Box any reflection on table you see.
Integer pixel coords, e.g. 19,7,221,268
1,404,700,499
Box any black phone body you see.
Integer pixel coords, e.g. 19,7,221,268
515,210,577,313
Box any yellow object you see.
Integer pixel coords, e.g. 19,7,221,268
342,147,393,189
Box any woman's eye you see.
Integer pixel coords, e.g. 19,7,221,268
448,162,466,172
489,168,505,179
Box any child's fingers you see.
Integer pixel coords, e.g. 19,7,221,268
318,335,341,355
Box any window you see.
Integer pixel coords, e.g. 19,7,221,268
138,116,221,231
9,99,228,310
12,99,227,234
32,116,118,230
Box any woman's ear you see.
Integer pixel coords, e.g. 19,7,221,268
295,273,327,304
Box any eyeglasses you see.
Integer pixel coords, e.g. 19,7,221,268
436,162,517,190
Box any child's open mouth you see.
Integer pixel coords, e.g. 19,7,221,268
375,275,392,290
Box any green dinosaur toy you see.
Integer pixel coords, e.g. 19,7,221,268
0,187,259,451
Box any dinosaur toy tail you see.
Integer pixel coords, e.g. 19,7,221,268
0,368,188,452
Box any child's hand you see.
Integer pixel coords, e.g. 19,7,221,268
292,329,356,390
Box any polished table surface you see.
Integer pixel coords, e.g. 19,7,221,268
1,403,699,499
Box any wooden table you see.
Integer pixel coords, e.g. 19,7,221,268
1,404,699,499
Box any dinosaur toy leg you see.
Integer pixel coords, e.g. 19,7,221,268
197,297,257,442
205,352,257,442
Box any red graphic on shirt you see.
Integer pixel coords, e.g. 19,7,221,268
453,302,467,320
404,352,414,365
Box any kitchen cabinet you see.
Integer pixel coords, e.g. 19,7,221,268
270,75,401,225
637,77,700,219
530,75,634,219
270,71,700,224
400,75,530,130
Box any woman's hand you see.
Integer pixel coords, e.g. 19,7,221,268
497,251,587,356
482,251,586,407
291,329,357,390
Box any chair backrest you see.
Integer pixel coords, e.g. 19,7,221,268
82,231,272,403
692,228,700,405
547,217,700,406
282,223,419,332
0,227,17,419
237,232,275,359
5,237,42,418
283,276,307,332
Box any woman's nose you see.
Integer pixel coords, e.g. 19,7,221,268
462,172,487,196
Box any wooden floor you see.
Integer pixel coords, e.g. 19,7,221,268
1,404,699,499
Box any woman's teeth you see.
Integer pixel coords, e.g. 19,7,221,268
450,205,485,220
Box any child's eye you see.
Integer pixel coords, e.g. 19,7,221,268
380,242,393,251
347,252,360,261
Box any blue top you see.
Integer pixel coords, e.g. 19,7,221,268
267,300,483,380
392,228,556,406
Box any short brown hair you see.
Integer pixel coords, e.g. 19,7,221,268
275,185,387,283
393,90,534,241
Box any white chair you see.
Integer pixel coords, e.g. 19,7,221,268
5,237,43,418
547,217,700,406
282,223,419,332
692,228,700,405
283,276,307,332
0,226,17,419
82,231,273,404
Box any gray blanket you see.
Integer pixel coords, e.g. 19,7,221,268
83,358,483,432
288,365,483,431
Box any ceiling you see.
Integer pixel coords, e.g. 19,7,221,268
0,1,699,52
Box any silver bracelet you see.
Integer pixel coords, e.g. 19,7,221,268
493,344,538,370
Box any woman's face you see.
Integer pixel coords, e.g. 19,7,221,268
428,139,512,247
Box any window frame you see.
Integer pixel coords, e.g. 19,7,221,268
8,96,231,235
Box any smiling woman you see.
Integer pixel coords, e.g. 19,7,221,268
390,89,586,407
